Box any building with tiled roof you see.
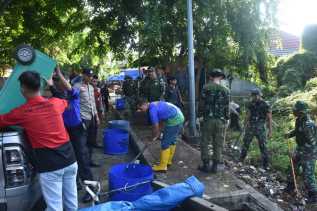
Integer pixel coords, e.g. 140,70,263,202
269,30,300,57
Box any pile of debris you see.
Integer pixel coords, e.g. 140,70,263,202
224,145,306,211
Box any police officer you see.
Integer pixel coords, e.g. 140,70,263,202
140,67,165,102
239,89,272,169
285,101,317,204
198,69,230,173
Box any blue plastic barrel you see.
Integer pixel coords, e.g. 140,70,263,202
116,98,125,110
103,128,129,155
108,163,153,202
108,120,130,132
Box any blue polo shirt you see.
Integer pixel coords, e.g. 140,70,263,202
149,101,184,126
63,88,82,127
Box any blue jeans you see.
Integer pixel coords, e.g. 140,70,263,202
161,124,183,149
39,162,78,211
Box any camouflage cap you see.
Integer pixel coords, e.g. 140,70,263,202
293,101,309,113
250,88,262,96
207,68,226,78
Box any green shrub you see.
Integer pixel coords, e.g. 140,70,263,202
244,116,294,173
272,52,317,96
305,77,317,91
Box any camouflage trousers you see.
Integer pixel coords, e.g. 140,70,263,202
201,118,227,163
240,122,269,165
125,96,136,112
287,151,317,193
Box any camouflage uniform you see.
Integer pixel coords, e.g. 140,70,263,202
122,77,137,112
140,77,165,102
240,99,270,167
139,76,151,99
200,81,230,167
286,102,317,201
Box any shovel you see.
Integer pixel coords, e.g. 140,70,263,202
231,126,245,150
126,143,150,168
287,140,299,196
126,136,160,169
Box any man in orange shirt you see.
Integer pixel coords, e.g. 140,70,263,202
0,71,78,211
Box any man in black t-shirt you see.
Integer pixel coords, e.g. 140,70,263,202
239,89,272,170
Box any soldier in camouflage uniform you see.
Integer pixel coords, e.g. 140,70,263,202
122,75,137,112
140,67,165,102
239,89,272,169
140,69,151,99
198,69,230,173
285,101,317,204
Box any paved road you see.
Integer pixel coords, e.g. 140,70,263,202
78,119,135,209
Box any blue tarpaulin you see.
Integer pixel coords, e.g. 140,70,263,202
107,68,143,82
80,176,204,211
107,74,125,82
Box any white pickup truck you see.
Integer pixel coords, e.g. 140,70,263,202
0,128,43,211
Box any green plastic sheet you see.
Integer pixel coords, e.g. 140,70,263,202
0,50,56,114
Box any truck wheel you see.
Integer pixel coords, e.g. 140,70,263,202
14,44,36,65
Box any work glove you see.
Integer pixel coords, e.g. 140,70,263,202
196,117,204,123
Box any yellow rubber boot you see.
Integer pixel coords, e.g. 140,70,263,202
167,145,176,166
152,148,170,172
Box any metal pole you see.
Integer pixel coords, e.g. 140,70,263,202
187,0,197,136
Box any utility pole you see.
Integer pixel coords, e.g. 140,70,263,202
187,0,197,136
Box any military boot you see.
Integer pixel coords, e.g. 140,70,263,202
283,182,294,194
262,159,270,171
239,150,247,163
198,160,211,173
308,191,317,204
210,160,219,174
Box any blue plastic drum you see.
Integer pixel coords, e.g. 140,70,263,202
108,120,130,132
103,128,129,155
116,98,125,110
108,163,153,202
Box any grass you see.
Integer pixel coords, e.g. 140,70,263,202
228,101,317,179
226,114,297,175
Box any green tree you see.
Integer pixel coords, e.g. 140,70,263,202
0,0,87,67
1,0,277,82
86,0,277,81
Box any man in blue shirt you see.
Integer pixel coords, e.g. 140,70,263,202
48,67,94,203
137,99,184,172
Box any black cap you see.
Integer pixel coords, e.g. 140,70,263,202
82,68,94,76
167,76,176,82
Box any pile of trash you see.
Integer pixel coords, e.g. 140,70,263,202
224,153,306,211
227,161,285,198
